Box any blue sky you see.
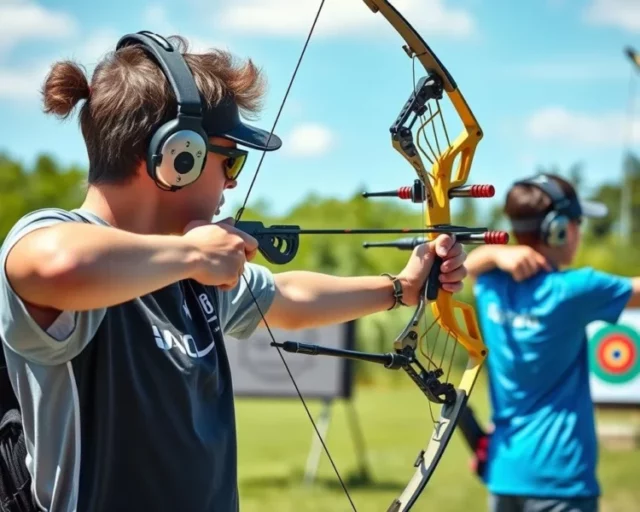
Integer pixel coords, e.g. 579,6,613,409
1,0,639,221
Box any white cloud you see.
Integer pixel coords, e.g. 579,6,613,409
0,0,78,53
285,123,335,156
0,30,125,102
217,0,476,40
525,106,640,147
0,3,231,104
78,29,120,66
0,60,50,100
142,4,228,52
583,0,640,33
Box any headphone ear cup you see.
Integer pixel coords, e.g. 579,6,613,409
543,214,569,247
147,119,208,190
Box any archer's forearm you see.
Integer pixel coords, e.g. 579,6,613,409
465,246,501,280
265,271,396,330
6,223,200,311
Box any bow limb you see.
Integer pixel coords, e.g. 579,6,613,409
362,1,490,510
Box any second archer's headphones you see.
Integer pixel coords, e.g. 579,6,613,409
510,174,580,247
115,31,208,191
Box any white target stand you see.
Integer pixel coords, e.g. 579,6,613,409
302,397,372,485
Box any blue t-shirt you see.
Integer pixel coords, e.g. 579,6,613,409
473,267,632,498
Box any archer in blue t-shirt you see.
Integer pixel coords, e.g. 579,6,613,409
466,173,640,512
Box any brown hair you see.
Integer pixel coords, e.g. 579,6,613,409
504,174,577,245
41,36,266,185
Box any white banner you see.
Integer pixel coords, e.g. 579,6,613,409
226,322,355,399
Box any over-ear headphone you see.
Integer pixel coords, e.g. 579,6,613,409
116,31,208,191
510,174,575,247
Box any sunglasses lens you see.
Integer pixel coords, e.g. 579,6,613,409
224,154,246,180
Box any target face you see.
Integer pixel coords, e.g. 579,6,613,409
590,324,640,384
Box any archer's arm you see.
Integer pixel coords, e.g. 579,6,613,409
466,245,551,282
263,235,466,331
6,222,198,312
263,273,396,330
465,246,501,280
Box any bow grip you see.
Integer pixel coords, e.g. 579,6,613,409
426,255,443,301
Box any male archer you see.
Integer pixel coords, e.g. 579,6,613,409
465,173,640,512
0,34,469,512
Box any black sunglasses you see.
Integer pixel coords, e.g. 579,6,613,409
207,144,248,181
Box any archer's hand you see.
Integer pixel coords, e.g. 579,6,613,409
397,235,467,306
182,218,259,291
495,245,551,281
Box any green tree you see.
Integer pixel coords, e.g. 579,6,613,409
0,152,86,244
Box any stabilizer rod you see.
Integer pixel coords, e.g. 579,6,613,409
271,341,411,370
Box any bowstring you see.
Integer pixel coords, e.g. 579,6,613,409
234,2,326,224
230,1,358,510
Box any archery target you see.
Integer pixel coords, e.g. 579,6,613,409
587,309,640,405
590,324,640,384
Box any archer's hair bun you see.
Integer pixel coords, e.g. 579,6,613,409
42,60,90,118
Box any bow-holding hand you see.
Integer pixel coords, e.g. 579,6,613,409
397,234,467,306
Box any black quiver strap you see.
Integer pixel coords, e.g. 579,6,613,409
0,344,38,512
0,409,37,512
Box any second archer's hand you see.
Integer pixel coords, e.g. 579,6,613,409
396,234,467,306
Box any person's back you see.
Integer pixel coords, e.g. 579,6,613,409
466,173,640,512
475,266,630,498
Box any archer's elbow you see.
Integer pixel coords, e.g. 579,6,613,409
6,228,86,309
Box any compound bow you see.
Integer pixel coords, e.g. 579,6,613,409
232,1,504,510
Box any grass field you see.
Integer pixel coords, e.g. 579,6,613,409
235,374,640,512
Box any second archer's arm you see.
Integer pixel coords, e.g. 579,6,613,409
466,245,551,282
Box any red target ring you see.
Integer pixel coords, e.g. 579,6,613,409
597,335,636,374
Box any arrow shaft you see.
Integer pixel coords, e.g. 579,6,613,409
249,227,486,236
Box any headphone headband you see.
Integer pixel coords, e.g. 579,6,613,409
115,30,209,191
116,31,202,118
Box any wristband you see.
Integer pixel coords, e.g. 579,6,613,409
381,273,407,310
